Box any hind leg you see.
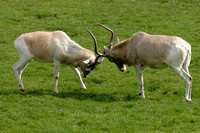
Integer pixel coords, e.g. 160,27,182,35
182,68,192,101
54,61,60,93
170,65,192,102
182,54,192,100
13,57,31,92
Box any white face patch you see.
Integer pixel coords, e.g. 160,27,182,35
83,58,92,64
83,58,91,64
123,65,127,71
119,65,127,72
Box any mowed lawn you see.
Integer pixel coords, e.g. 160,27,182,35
0,0,200,132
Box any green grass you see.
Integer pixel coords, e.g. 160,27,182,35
1,0,200,132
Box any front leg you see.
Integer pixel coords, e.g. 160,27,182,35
70,66,86,89
134,65,146,98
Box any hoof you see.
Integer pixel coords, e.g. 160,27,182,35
19,85,24,92
54,90,59,93
80,87,86,91
20,89,25,92
183,99,192,102
139,93,145,98
82,86,87,89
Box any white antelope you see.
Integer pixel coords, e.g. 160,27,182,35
13,31,103,93
86,24,192,102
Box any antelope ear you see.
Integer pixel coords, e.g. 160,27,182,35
117,37,120,44
83,58,91,64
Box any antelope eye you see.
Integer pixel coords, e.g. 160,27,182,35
88,65,92,68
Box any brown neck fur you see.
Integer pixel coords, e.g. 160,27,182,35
110,38,130,65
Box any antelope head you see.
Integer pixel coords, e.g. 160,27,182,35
82,28,105,78
86,24,126,72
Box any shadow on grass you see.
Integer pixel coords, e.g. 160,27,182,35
52,91,139,102
0,89,139,102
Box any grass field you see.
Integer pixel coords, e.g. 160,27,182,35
0,0,200,132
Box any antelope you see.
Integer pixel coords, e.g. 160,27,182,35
86,24,192,102
13,31,104,93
